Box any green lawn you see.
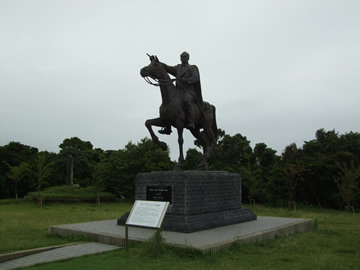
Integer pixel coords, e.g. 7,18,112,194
0,200,132,254
1,200,359,270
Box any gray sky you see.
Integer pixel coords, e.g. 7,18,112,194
1,0,359,160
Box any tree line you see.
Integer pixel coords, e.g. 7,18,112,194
1,128,359,210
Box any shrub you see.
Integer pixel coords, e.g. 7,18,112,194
25,185,117,202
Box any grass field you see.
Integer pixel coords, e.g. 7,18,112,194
0,200,359,270
0,199,132,254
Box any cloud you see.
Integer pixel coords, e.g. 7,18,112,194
1,0,360,160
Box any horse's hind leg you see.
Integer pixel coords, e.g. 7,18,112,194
174,127,185,171
202,123,217,166
145,118,167,151
190,128,209,170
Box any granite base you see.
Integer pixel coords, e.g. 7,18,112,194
118,171,256,233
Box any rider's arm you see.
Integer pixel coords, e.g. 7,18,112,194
185,65,200,84
160,62,177,77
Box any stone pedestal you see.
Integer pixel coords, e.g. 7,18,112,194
119,171,256,233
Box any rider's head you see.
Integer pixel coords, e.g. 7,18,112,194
180,51,189,64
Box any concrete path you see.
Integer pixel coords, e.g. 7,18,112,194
50,216,313,253
0,216,313,269
0,243,120,270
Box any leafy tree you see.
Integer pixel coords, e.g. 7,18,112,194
2,161,31,200
44,152,66,187
254,143,278,168
0,142,38,165
240,161,261,204
0,142,38,198
280,143,305,211
93,162,106,207
97,138,172,198
35,152,54,207
58,137,98,187
253,143,279,204
302,129,341,207
94,150,121,197
182,148,202,170
2,128,360,211
334,161,360,212
291,129,360,208
281,163,304,211
339,132,360,164
206,133,280,204
209,133,252,172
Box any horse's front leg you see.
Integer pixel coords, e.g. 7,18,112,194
174,127,184,171
145,118,168,151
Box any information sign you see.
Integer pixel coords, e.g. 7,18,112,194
126,200,169,228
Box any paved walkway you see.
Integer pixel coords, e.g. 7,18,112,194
0,243,120,270
0,216,313,269
50,216,313,252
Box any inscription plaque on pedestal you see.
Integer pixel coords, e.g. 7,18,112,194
146,186,172,204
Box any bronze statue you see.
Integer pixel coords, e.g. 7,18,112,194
157,51,203,135
140,52,217,170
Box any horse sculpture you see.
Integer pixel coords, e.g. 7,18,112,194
140,56,217,170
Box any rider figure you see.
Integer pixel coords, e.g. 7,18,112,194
159,51,204,135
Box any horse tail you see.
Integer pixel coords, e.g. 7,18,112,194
211,105,218,142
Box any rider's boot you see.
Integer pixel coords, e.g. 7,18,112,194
158,126,172,135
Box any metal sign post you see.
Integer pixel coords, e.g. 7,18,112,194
124,200,169,253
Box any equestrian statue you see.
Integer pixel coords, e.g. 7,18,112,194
140,52,217,170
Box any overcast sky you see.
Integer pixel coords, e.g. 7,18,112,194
1,0,359,160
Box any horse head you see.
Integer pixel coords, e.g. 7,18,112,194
140,55,161,77
140,55,171,85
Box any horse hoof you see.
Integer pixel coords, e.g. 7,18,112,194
159,142,168,151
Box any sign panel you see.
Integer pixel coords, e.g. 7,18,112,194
146,186,172,204
126,200,169,228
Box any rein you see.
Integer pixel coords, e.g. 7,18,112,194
142,60,176,87
143,76,175,87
